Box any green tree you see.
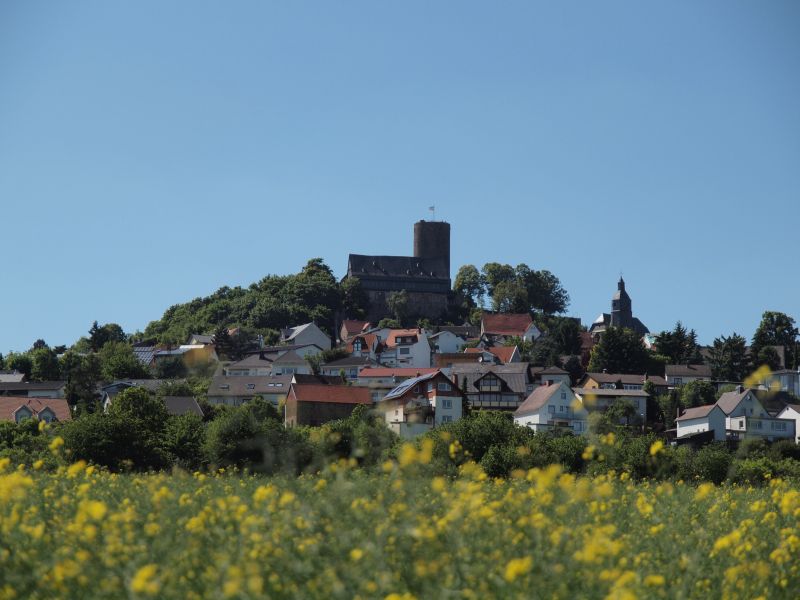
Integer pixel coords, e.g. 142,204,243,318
108,386,170,430
61,351,102,409
4,353,32,379
88,321,127,351
155,356,188,379
453,265,484,307
340,276,369,320
708,333,751,381
654,322,703,365
163,413,206,470
491,280,529,313
481,263,516,298
751,311,798,369
386,290,410,326
679,380,717,408
99,341,151,381
587,327,650,374
29,347,61,381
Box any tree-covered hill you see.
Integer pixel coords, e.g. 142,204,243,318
143,259,367,345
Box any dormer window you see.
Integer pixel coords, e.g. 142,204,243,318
247,384,255,390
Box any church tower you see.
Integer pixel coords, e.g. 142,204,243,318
610,277,633,329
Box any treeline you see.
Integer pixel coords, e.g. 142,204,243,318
3,397,799,486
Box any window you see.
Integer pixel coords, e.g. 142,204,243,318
441,415,453,423
220,384,230,390
772,421,787,431
559,405,566,413
413,386,419,393
438,382,452,392
561,392,567,399
247,384,255,390
354,340,362,352
548,405,555,414
480,375,501,392
753,420,763,430
395,409,399,417
673,377,682,385
400,348,410,355
442,399,452,409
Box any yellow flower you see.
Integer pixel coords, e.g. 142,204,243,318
350,548,364,561
82,500,108,521
49,436,64,453
130,564,160,595
32,460,44,471
504,556,532,582
644,574,665,586
649,440,664,456
694,482,714,501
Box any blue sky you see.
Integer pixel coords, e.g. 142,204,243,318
1,1,798,352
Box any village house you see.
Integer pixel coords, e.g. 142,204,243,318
758,368,800,396
0,396,71,423
206,375,293,407
280,322,332,350
433,352,484,370
480,312,541,344
513,381,588,434
579,372,668,394
339,320,371,343
0,381,66,399
356,367,439,404
284,384,371,427
665,364,713,387
320,356,377,380
375,371,462,438
0,370,26,383
776,404,800,444
572,388,649,422
378,329,432,368
675,387,796,442
154,343,218,368
428,330,468,354
464,345,521,364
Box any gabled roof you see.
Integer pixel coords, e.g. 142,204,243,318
0,396,71,422
675,404,717,422
281,323,325,343
716,389,752,415
163,396,204,417
384,372,444,401
208,375,293,397
227,353,274,369
322,356,378,368
384,329,422,348
481,313,534,336
515,383,567,417
292,374,346,386
358,367,439,379
340,320,371,339
289,384,371,405
465,346,517,364
581,373,668,387
347,333,381,354
451,363,532,395
187,334,215,345
0,381,66,392
0,371,26,383
665,364,712,378
272,350,307,365
572,388,649,397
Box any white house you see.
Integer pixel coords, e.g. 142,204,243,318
665,364,713,387
513,381,588,434
280,323,332,350
377,329,432,368
759,369,800,396
428,330,467,354
675,388,795,442
675,404,728,440
572,388,648,423
776,404,800,444
375,371,463,438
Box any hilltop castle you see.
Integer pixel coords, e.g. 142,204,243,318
346,220,452,322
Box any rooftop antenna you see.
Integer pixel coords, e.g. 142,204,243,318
428,205,436,221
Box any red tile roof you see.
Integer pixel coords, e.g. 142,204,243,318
289,384,371,405
482,313,534,337
383,329,422,348
346,333,380,354
358,367,439,379
465,346,517,363
341,320,371,339
0,396,71,422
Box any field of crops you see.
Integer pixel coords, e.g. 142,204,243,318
1,444,799,600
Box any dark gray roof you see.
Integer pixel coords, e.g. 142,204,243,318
716,389,751,414
676,404,717,421
348,254,449,280
163,396,204,417
573,388,649,397
208,375,293,397
188,334,215,345
451,363,532,395
384,372,441,401
292,374,346,386
227,354,274,369
0,381,66,392
665,364,712,378
132,346,156,365
322,356,377,368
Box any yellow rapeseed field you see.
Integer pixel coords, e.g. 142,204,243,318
1,443,799,599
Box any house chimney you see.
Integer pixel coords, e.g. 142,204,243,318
602,368,607,374
736,384,744,393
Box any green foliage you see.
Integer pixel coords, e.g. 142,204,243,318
29,347,61,381
99,341,151,381
61,351,102,409
481,262,569,315
163,414,206,470
679,380,717,408
144,259,343,345
708,333,751,381
88,321,127,351
340,276,369,320
751,310,798,369
653,322,703,365
377,318,402,329
453,264,484,308
4,352,32,379
587,327,650,374
386,290,410,326
155,356,188,379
